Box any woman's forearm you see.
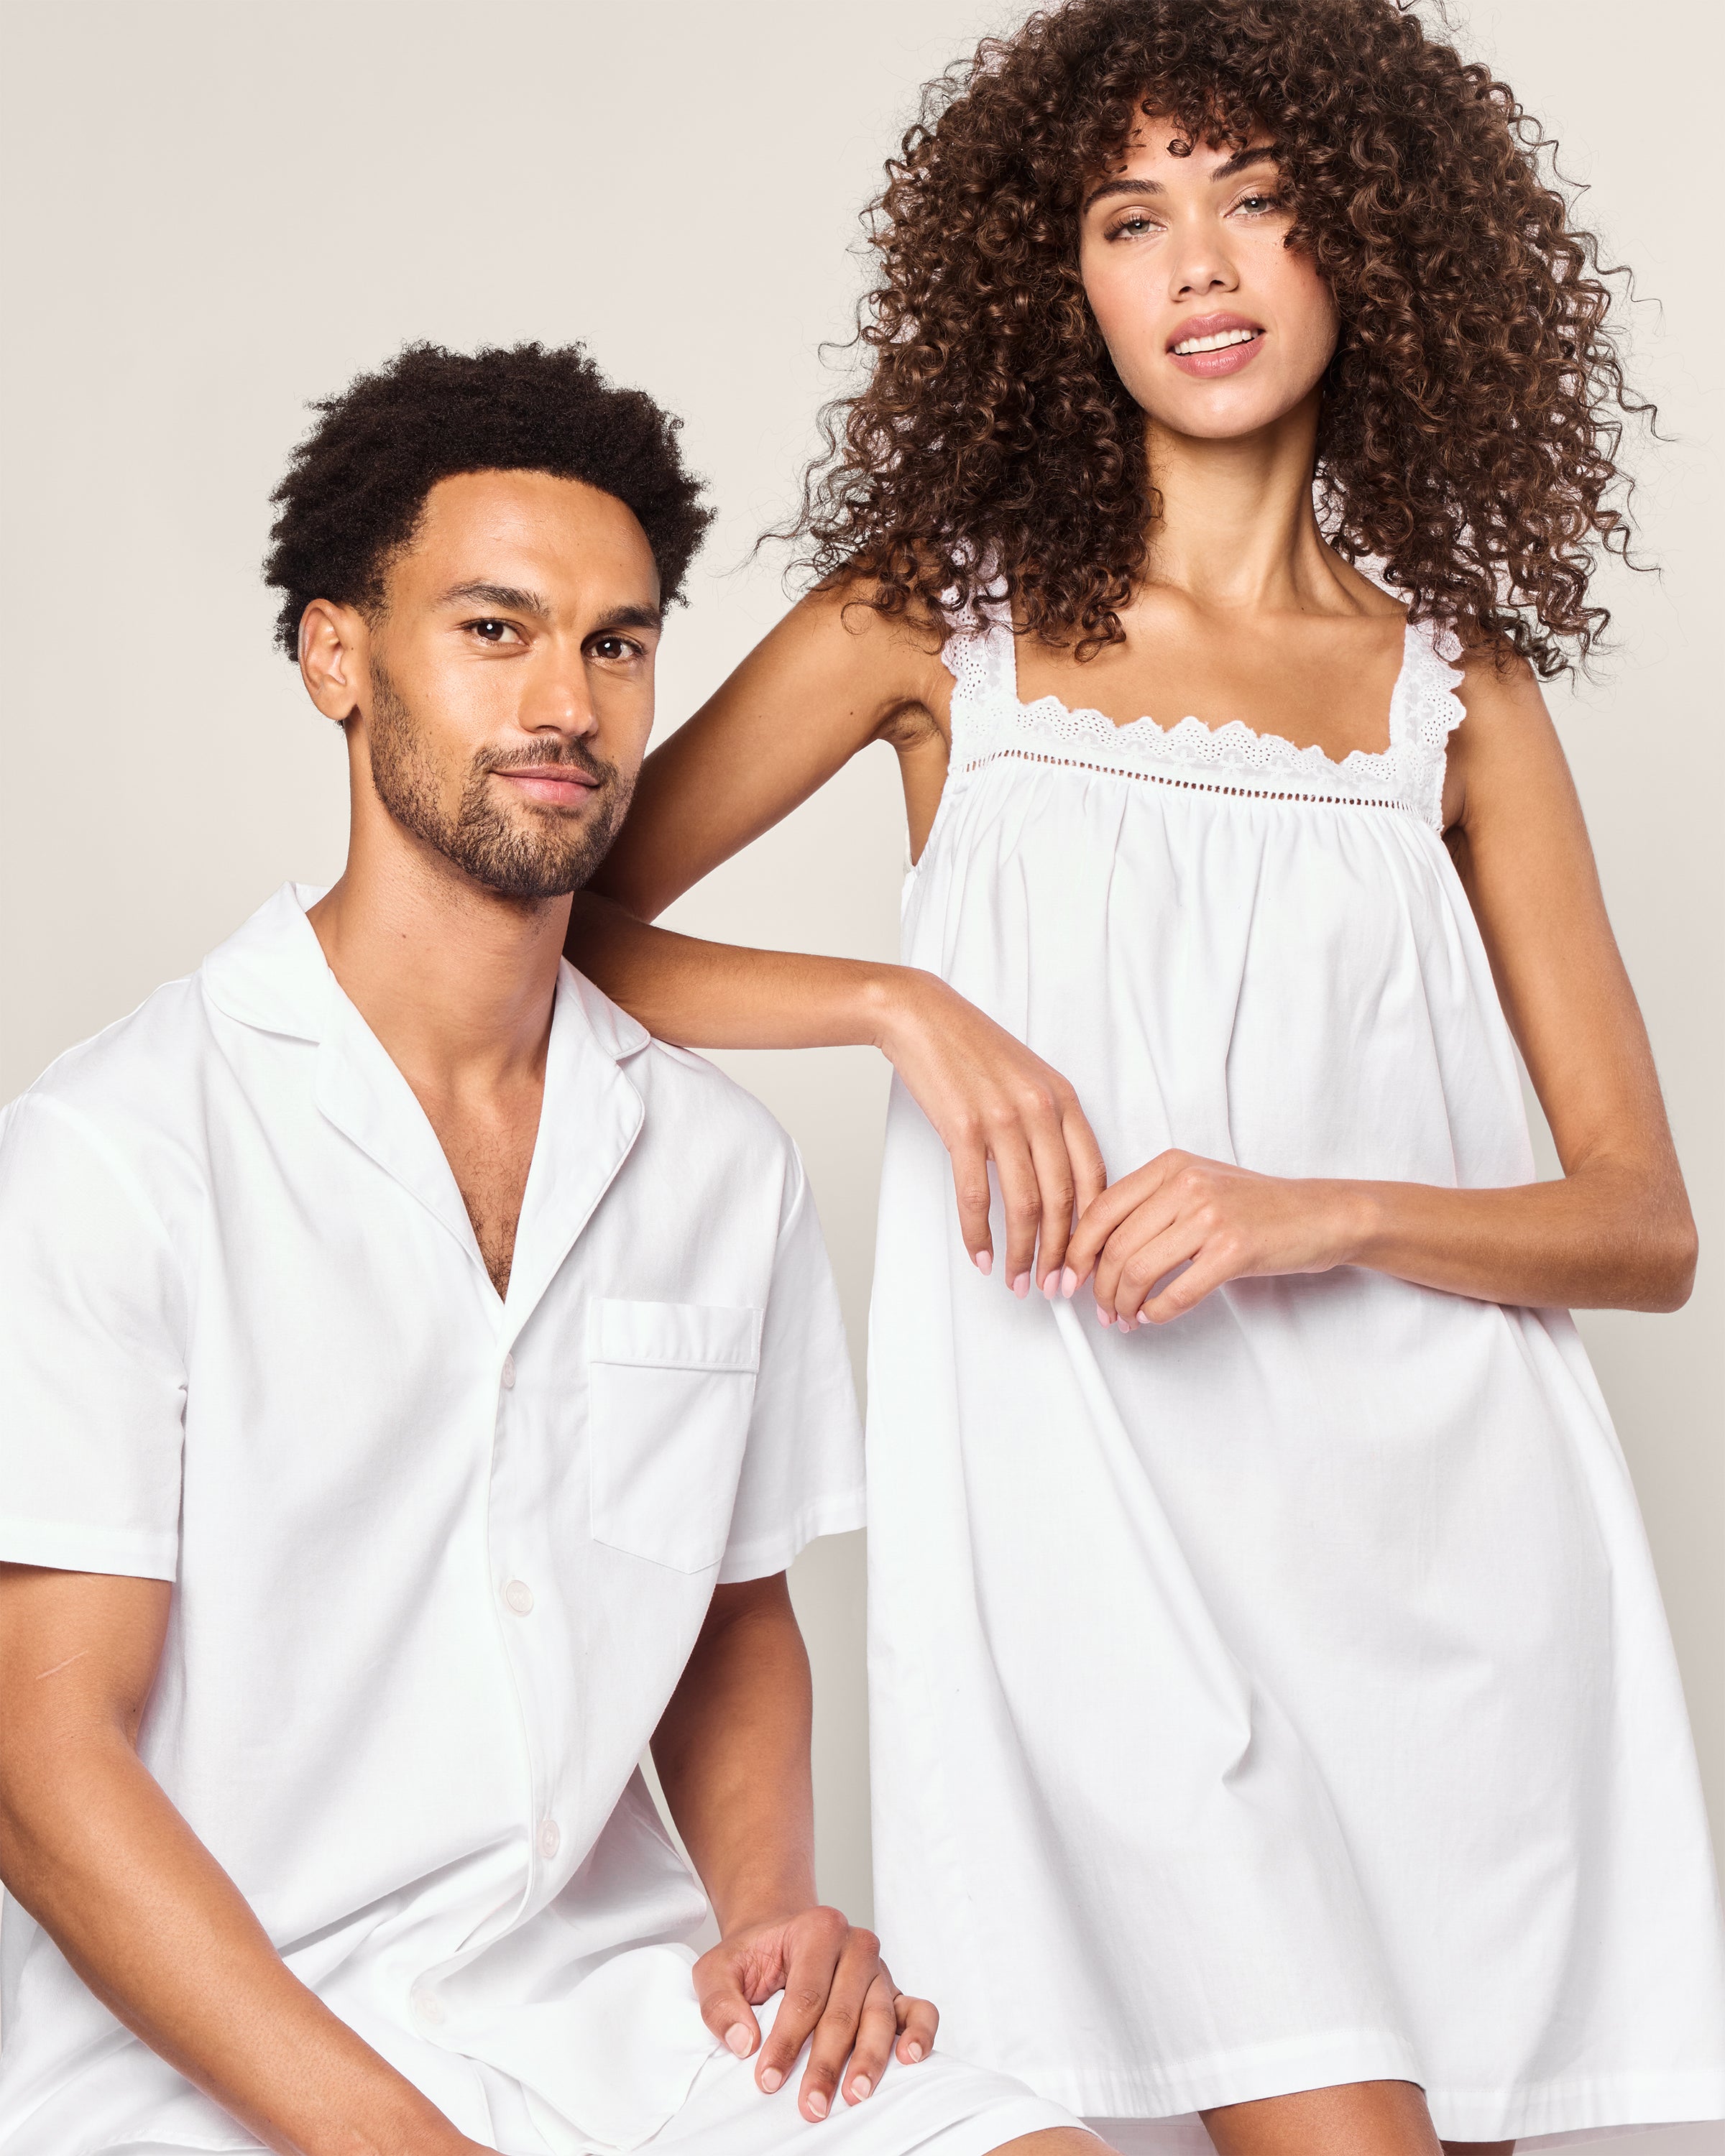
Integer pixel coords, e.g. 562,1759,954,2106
1339,1155,1698,1313
566,892,902,1053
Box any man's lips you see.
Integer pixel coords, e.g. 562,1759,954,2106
1167,311,1266,378
492,766,601,808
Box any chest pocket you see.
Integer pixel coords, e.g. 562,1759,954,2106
587,1299,764,1573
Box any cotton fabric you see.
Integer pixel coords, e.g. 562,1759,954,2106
865,607,1725,2147
0,885,870,2154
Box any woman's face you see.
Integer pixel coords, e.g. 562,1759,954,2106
1078,124,1339,439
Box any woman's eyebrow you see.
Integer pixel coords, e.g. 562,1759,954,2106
1082,145,1278,213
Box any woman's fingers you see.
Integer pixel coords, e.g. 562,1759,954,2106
1094,1214,1191,1323
1024,1105,1080,1293
947,1120,996,1276
991,1128,1044,1295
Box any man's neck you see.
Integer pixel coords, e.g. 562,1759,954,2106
306,838,571,1100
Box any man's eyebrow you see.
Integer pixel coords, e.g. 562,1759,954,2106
589,603,663,635
1082,145,1278,213
438,581,552,616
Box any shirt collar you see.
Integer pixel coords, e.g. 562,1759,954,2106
201,882,652,1333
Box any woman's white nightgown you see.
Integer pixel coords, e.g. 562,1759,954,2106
864,602,1725,2148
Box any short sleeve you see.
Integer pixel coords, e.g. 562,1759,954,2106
0,1093,187,1578
716,1153,864,1584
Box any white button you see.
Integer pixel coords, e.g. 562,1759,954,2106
412,1985,445,2027
503,1579,535,1615
500,1353,516,1391
537,1818,561,1861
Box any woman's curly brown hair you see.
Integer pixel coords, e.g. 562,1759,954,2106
790,0,1644,673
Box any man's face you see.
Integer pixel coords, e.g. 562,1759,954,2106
336,469,663,900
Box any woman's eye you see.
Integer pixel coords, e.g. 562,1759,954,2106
1233,191,1282,216
1107,212,1158,241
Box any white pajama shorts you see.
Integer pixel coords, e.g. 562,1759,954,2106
477,1989,1082,2156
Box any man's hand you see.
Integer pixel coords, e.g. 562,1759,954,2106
692,1906,937,2122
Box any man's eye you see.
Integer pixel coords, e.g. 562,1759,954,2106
468,619,520,644
589,636,640,661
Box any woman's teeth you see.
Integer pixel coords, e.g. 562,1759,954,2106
1172,328,1261,354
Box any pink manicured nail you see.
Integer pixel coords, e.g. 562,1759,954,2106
808,2091,830,2119
761,2068,783,2092
1040,1271,1059,1299
973,1250,992,1277
1059,1266,1078,1298
725,2025,753,2058
1011,1271,1031,1299
851,2077,873,2101
905,2042,925,2063
1095,1302,1111,1327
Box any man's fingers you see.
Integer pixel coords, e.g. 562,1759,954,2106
895,1991,939,2065
796,1950,878,2120
840,1973,901,2104
754,1918,845,2095
691,1953,761,2061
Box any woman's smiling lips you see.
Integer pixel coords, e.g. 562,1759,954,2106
1167,311,1266,378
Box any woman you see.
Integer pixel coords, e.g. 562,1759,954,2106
567,2,1725,2150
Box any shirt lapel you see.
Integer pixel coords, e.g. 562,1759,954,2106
501,965,647,1340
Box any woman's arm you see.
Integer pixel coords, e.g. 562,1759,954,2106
571,587,1106,1293
1066,655,1696,1323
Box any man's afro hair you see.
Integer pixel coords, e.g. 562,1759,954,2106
263,341,713,659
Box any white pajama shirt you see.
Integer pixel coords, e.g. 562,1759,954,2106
0,886,1072,2156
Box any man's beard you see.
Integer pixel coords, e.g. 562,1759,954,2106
365,661,633,900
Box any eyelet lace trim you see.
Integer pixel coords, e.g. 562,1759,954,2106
939,607,1466,829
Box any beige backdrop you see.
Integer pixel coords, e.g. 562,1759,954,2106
1,6,1719,2147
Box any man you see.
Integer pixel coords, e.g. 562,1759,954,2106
0,344,1090,2156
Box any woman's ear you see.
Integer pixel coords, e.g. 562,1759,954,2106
298,599,367,725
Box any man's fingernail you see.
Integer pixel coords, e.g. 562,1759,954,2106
808,2091,829,2119
1011,1271,1030,1299
851,2077,873,2101
725,2025,752,2058
905,2042,925,2062
1060,1266,1078,1297
760,2068,783,2092
973,1250,992,1277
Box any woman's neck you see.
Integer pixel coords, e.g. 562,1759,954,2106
1140,389,1354,617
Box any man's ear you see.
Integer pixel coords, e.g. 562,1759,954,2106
299,601,369,725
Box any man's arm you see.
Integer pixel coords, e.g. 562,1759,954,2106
650,1575,937,2122
0,1564,489,2156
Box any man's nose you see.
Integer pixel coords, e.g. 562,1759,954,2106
522,650,599,736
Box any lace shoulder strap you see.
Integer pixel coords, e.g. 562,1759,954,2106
938,576,1018,727
1389,617,1467,830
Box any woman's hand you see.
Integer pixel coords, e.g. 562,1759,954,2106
1065,1151,1364,1325
874,972,1107,1295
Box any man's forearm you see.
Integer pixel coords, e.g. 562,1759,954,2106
0,1727,469,2156
650,1576,816,1930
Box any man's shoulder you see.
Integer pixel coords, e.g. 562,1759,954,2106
6,970,214,1138
565,969,799,1181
